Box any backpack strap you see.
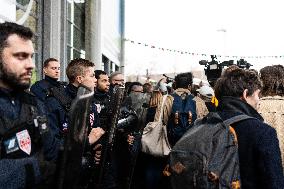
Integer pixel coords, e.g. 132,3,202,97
158,95,168,122
223,114,254,126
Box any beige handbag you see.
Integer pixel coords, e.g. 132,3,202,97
141,95,171,157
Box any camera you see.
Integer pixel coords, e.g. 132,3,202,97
237,59,253,69
199,55,252,87
198,55,223,86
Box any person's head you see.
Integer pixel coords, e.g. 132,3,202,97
0,22,34,91
155,78,168,94
260,65,284,97
214,67,262,109
95,70,110,93
196,85,214,101
66,58,96,91
43,58,60,80
143,82,153,93
128,82,143,94
109,71,124,86
174,72,193,90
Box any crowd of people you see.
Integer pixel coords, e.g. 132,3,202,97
1,22,284,189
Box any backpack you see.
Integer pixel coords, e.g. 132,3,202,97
167,93,197,146
169,112,253,189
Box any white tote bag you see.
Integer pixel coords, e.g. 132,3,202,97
141,95,171,157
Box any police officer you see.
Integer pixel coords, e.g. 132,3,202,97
93,70,111,130
45,58,105,188
30,58,65,101
46,58,103,139
0,22,60,188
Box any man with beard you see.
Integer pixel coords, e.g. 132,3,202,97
109,72,124,95
93,70,110,129
117,82,150,189
31,58,64,101
110,71,124,86
0,22,61,188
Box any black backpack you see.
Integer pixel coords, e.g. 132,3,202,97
169,112,253,189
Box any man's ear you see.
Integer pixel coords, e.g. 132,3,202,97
242,89,249,101
76,75,83,84
43,67,47,74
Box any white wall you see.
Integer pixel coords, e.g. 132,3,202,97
101,0,122,66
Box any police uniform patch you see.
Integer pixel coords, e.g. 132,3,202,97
4,136,19,154
90,113,94,127
16,129,31,155
95,104,102,113
62,122,68,132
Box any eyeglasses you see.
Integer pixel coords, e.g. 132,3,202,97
114,79,124,82
132,90,143,93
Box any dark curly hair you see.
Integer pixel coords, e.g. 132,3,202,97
260,65,284,97
174,72,193,89
214,67,262,99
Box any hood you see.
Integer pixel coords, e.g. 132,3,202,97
217,96,263,121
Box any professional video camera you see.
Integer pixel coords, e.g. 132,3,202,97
237,59,253,69
199,55,252,87
199,55,224,86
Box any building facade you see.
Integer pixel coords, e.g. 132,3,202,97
0,0,124,82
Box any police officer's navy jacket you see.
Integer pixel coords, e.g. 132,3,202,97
46,83,100,139
93,89,111,131
0,87,60,188
30,75,62,101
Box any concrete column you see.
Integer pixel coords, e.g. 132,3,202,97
119,0,125,73
42,0,67,81
85,0,102,70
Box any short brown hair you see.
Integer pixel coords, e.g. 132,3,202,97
214,67,262,99
43,58,58,68
66,58,94,83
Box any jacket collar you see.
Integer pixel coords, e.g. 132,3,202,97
0,87,24,99
217,96,264,121
174,88,191,96
44,75,60,87
66,83,78,99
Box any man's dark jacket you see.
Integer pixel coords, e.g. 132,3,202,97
217,96,284,189
30,75,62,101
0,88,60,188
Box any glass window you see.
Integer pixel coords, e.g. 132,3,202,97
66,0,86,62
74,4,85,30
73,49,81,59
73,27,84,50
17,0,30,6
